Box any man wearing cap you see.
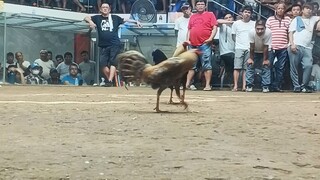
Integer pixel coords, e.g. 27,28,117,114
174,2,192,47
185,0,217,91
34,49,55,80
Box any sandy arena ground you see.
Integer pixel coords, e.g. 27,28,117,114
0,85,319,180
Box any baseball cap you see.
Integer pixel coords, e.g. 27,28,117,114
181,2,190,9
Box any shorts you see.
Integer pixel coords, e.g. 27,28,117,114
190,44,212,71
99,46,121,68
234,49,249,70
220,52,234,73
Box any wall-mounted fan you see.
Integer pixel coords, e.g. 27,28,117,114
130,0,157,23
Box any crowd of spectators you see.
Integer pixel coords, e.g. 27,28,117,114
0,49,96,86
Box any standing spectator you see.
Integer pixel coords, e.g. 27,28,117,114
266,2,291,92
312,2,319,15
246,20,272,93
61,63,84,86
15,52,30,75
185,0,218,91
84,3,141,86
79,51,96,85
288,3,320,92
34,49,55,80
287,4,302,19
56,52,73,79
174,2,192,47
217,13,235,82
231,5,255,91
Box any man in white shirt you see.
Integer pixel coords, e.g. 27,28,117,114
288,3,320,93
231,5,255,91
34,49,55,80
56,52,73,79
246,20,272,93
174,2,192,47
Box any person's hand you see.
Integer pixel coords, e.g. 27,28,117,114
262,59,270,66
89,22,96,30
204,38,212,44
247,58,254,65
291,44,297,54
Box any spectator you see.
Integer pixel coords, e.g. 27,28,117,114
34,49,55,80
312,2,319,15
217,13,235,82
25,62,47,85
246,20,272,93
185,0,218,91
55,54,64,67
61,63,84,86
6,52,25,84
79,50,96,85
15,51,31,76
231,5,255,91
266,2,291,92
174,2,192,47
84,3,141,86
287,4,302,19
288,3,319,92
56,52,73,79
47,68,62,84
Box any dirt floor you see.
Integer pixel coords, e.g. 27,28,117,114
0,85,319,180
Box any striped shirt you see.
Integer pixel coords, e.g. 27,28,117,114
266,16,291,50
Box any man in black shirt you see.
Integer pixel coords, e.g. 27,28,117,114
84,3,141,86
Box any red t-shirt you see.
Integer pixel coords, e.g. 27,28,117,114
188,12,217,46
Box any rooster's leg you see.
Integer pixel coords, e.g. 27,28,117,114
154,87,167,112
179,82,188,110
168,86,174,104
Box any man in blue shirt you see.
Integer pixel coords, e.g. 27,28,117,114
61,63,84,86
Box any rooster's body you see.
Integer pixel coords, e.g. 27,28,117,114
117,46,200,112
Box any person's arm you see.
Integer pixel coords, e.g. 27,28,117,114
84,16,96,29
204,25,217,44
289,31,297,53
248,43,255,65
217,19,234,25
262,45,269,66
124,18,142,27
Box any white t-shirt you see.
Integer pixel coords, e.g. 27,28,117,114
289,16,320,49
231,20,256,50
56,62,71,79
249,28,272,53
219,24,235,55
174,16,190,47
34,59,55,79
312,64,320,80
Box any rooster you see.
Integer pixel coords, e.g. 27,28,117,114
117,45,200,112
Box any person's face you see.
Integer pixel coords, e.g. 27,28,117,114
302,6,313,17
195,2,206,13
181,7,192,16
242,10,252,21
100,3,111,15
224,14,234,21
64,55,73,63
276,4,285,16
7,55,14,63
56,57,64,65
15,53,23,62
69,66,78,76
40,52,48,60
255,25,266,36
314,4,319,11
51,72,59,79
292,6,301,17
48,53,52,60
81,53,89,61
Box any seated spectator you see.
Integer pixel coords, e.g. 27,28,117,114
25,62,48,85
79,51,96,85
61,63,84,86
15,51,31,76
34,49,55,80
55,54,64,67
56,52,73,79
47,68,62,84
6,52,25,84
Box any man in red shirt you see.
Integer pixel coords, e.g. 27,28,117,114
186,0,217,91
